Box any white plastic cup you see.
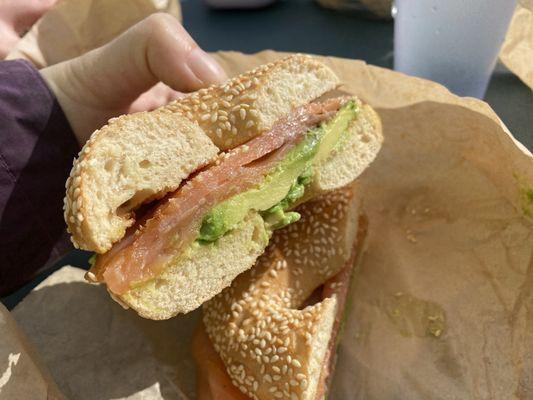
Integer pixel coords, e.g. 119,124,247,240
394,0,517,98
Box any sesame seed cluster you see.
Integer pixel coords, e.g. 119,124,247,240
64,128,100,249
203,189,355,400
165,54,318,150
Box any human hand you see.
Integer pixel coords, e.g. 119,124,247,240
41,13,227,145
0,0,57,58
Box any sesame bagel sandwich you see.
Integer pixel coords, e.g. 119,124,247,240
64,54,382,320
194,186,366,400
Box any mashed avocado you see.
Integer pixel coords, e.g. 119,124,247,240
198,100,358,243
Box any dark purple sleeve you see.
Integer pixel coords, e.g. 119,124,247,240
0,59,79,295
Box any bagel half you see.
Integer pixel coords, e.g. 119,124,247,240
114,103,380,320
196,186,366,400
65,55,382,319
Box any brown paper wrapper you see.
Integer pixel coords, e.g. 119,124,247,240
2,49,532,399
500,1,533,90
0,304,64,399
12,267,199,399
5,0,182,69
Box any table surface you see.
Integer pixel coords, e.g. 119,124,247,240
2,0,532,308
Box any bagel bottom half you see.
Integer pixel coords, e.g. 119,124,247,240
195,185,368,400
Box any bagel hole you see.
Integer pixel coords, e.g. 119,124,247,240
299,285,324,310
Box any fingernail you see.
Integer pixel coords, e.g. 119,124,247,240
187,48,227,85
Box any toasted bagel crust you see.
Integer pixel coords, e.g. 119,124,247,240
202,188,362,400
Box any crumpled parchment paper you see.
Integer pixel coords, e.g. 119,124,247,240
2,50,532,399
1,0,533,397
500,0,533,90
0,304,64,399
5,0,181,69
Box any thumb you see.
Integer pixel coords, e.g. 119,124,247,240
41,13,227,142
75,13,227,106
54,13,226,107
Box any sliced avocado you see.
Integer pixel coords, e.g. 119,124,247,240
198,100,358,243
88,253,97,268
198,133,318,242
313,99,358,164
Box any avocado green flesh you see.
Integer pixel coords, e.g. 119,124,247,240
197,101,358,243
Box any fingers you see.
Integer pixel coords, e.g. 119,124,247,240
6,0,57,34
41,13,227,144
0,0,57,58
128,82,183,114
51,13,227,109
144,15,227,92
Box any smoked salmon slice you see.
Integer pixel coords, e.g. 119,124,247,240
91,99,342,294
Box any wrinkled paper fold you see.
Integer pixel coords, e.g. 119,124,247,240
3,50,532,399
1,0,532,398
500,0,533,89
